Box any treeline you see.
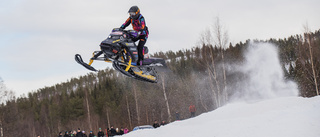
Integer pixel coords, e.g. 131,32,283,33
0,29,319,137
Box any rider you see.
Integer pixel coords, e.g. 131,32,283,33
120,6,149,66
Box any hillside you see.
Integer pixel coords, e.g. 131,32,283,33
125,96,320,137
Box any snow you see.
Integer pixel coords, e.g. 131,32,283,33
123,96,320,137
121,43,320,137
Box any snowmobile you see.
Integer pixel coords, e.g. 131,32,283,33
75,28,166,83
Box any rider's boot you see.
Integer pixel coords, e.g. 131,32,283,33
137,60,143,66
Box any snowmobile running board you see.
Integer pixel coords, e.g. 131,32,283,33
75,54,97,72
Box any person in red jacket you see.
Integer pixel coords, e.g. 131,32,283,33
120,6,149,66
189,104,196,117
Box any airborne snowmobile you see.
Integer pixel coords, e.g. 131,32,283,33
75,28,166,83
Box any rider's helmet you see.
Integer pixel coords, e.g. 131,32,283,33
128,6,140,19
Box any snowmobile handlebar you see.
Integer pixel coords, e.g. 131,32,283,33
112,28,138,39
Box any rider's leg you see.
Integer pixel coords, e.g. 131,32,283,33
137,38,146,65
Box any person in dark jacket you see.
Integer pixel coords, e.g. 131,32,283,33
82,131,87,137
76,128,84,137
119,128,124,135
58,132,63,137
97,128,104,137
107,128,112,136
120,5,149,66
153,120,160,128
110,126,117,136
64,131,70,137
161,120,167,126
88,131,94,137
175,111,180,121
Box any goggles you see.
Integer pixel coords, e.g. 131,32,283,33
129,12,136,16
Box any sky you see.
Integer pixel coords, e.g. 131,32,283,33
123,96,320,137
0,0,320,97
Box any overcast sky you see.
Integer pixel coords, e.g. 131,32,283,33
1,0,319,97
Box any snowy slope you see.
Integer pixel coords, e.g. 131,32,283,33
123,96,320,137
121,43,319,137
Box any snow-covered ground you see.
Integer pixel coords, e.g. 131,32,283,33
123,43,320,137
124,96,320,137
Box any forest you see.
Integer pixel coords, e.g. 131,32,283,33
0,28,319,137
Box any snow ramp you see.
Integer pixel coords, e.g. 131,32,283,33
123,96,320,137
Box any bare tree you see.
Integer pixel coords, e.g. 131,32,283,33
0,77,6,104
197,29,221,108
0,78,2,137
198,17,230,107
0,78,15,104
84,89,92,130
132,82,141,124
161,76,172,122
0,77,15,137
106,107,111,128
212,17,229,104
303,23,319,95
125,95,132,129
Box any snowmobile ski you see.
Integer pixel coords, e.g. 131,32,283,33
75,54,97,72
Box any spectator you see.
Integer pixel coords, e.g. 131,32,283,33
124,128,129,134
82,131,87,137
116,128,119,135
153,120,160,128
58,132,63,137
189,104,196,117
88,131,94,137
97,128,104,137
76,128,84,137
161,120,167,126
175,111,180,121
64,131,70,137
119,128,124,135
72,131,77,137
37,135,40,137
107,128,112,136
110,126,117,136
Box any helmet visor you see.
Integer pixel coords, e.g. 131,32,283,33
129,12,136,16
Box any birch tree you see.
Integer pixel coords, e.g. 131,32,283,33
198,29,221,108
125,95,132,129
132,82,140,124
161,76,172,122
0,78,15,104
84,89,92,130
302,24,319,95
212,17,229,103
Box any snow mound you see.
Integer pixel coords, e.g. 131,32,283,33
124,96,320,137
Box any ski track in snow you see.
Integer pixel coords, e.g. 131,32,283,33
122,96,320,137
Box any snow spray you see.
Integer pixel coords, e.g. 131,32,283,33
230,42,298,102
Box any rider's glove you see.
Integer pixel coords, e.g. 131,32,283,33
138,30,144,36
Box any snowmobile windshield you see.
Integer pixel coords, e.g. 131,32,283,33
108,31,123,39
110,31,123,35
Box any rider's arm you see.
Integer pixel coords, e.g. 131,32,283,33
120,17,131,29
140,17,146,30
138,16,147,35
